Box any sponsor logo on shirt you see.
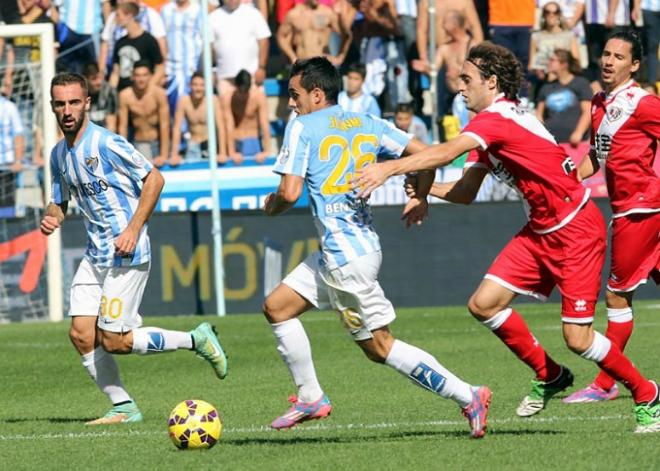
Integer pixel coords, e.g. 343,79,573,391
607,106,623,122
278,147,289,164
84,155,99,170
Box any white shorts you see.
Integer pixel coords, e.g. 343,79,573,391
283,251,396,341
69,258,150,333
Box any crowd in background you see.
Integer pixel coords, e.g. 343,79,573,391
0,0,659,207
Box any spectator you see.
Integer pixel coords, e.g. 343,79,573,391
394,0,421,109
528,2,579,81
413,10,474,119
337,63,381,116
244,0,269,20
209,0,271,95
535,49,592,146
53,0,103,73
109,1,164,92
276,0,350,66
160,0,202,114
83,62,118,132
393,102,430,143
99,0,167,78
488,0,535,69
0,94,25,208
170,72,227,166
118,61,170,165
539,0,587,43
416,0,482,120
639,0,659,83
221,70,271,164
581,0,631,81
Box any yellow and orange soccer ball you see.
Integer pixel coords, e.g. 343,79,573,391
168,399,222,450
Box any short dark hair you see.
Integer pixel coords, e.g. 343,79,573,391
346,62,366,80
51,72,88,98
395,102,415,114
191,71,204,82
132,60,153,73
466,41,524,100
117,2,139,17
290,57,341,104
82,62,100,78
606,28,644,63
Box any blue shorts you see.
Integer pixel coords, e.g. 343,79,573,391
236,137,261,156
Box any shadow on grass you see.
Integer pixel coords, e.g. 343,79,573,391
1,417,96,424
220,428,564,446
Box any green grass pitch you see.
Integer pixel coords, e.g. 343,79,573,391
1,300,659,470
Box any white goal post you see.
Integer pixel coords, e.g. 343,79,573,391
0,23,62,322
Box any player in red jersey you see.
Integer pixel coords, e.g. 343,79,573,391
563,30,660,407
355,41,660,433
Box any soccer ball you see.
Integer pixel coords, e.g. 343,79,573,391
168,399,222,450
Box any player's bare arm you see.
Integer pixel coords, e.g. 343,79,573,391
263,174,304,216
429,166,489,204
114,168,164,256
356,134,479,197
40,201,68,235
577,149,600,181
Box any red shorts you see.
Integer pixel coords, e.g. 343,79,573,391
486,200,606,323
608,211,660,292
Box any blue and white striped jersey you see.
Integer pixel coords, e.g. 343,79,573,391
161,2,202,77
0,96,25,165
273,105,412,269
50,122,154,268
56,0,103,35
641,0,660,11
337,91,382,118
394,0,417,17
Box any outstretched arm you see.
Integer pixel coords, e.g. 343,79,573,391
356,134,480,197
428,166,488,204
577,150,600,181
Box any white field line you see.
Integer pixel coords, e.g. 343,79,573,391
0,414,632,441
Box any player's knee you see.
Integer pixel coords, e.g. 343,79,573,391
563,327,592,354
467,294,497,321
262,297,283,323
605,289,631,309
69,325,94,352
359,343,388,363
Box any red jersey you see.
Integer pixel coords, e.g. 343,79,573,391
591,80,660,217
463,95,588,234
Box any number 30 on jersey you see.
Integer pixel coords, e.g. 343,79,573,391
319,134,378,195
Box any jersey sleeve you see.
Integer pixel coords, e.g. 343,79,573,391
147,9,167,38
636,95,660,140
376,118,412,159
273,119,310,177
104,133,153,181
49,148,69,204
253,9,272,39
461,112,506,150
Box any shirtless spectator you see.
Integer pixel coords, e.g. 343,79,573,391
118,61,170,166
277,0,351,66
109,2,165,92
221,70,271,165
83,63,118,132
170,72,227,166
413,10,474,118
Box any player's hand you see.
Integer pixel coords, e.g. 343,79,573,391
569,131,582,148
263,192,276,215
354,162,392,198
40,215,60,235
403,175,417,198
153,155,168,167
114,226,138,258
401,197,428,228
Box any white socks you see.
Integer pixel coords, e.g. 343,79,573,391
580,331,612,362
607,307,633,323
271,319,324,403
131,327,193,354
385,339,474,408
81,346,131,405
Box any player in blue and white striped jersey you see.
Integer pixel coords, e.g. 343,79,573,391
262,57,492,438
160,0,203,113
41,73,228,425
